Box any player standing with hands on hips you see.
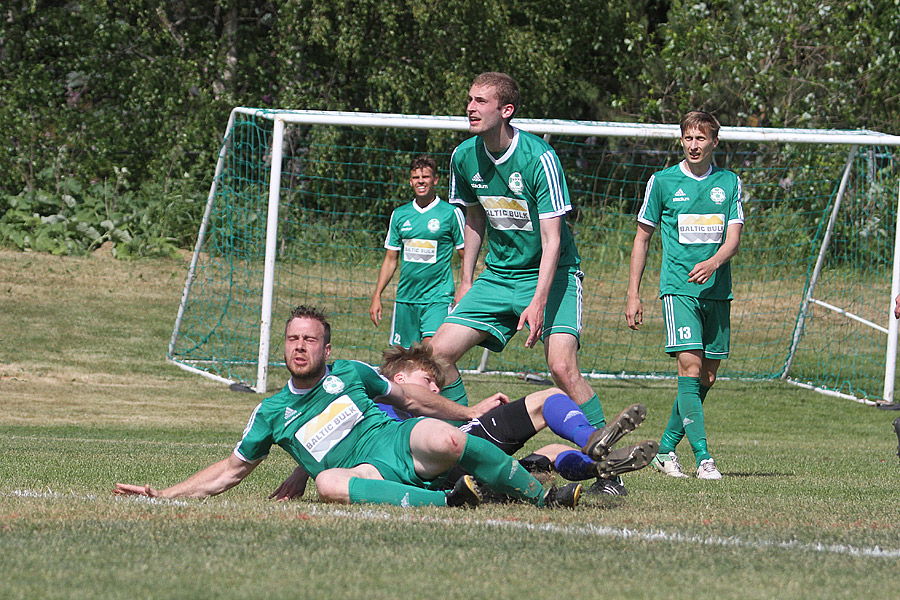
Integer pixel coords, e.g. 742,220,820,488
625,111,744,480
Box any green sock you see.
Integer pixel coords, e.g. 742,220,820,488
658,401,683,455
457,435,544,506
577,393,606,429
441,376,469,406
659,383,711,454
348,477,448,507
675,376,711,465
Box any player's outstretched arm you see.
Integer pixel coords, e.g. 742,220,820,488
370,250,399,326
114,454,259,499
625,223,654,330
270,465,310,501
391,383,504,421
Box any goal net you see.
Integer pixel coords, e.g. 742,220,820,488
168,108,900,402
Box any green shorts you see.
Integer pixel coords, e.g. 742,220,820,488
355,418,446,490
662,294,731,359
390,300,452,348
444,266,584,352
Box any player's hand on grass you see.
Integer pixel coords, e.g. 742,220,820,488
114,483,160,497
369,297,382,326
625,296,643,330
468,392,509,418
269,466,310,501
518,301,544,348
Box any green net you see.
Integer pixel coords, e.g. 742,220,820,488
168,109,900,399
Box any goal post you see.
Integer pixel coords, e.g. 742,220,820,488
167,107,900,401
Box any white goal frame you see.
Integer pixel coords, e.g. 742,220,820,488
169,108,900,399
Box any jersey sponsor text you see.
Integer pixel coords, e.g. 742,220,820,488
295,396,364,462
677,214,725,244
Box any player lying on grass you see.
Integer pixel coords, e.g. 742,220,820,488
115,305,580,509
268,343,657,501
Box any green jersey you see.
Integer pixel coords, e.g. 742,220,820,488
233,360,397,478
449,128,580,275
384,197,465,303
638,162,744,300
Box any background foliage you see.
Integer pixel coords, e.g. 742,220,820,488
1,0,898,257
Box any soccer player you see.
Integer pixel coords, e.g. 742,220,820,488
380,344,654,482
270,343,657,501
625,111,744,480
370,155,465,347
427,72,619,493
115,306,580,508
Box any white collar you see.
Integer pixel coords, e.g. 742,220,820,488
412,196,442,213
679,160,713,181
481,127,520,166
288,365,330,395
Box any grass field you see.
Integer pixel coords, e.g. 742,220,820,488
2,248,899,599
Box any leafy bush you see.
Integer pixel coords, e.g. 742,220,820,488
0,169,204,259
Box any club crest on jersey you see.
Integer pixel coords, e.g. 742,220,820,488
508,172,524,194
427,218,440,232
710,187,726,204
322,375,344,395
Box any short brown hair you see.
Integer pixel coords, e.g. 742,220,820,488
680,111,721,139
380,343,447,388
410,154,437,176
472,72,520,119
285,305,331,344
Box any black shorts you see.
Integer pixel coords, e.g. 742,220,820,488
458,397,537,455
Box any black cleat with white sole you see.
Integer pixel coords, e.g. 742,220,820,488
586,477,628,496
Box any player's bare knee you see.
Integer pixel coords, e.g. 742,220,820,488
547,358,578,386
314,473,346,503
433,427,467,459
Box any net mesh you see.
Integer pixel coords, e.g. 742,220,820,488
169,110,899,399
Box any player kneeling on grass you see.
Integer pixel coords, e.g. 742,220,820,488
270,343,658,501
115,306,579,509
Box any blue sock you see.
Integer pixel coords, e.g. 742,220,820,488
542,393,597,448
554,450,596,481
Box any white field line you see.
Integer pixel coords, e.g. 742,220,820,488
12,488,892,560
307,505,900,560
